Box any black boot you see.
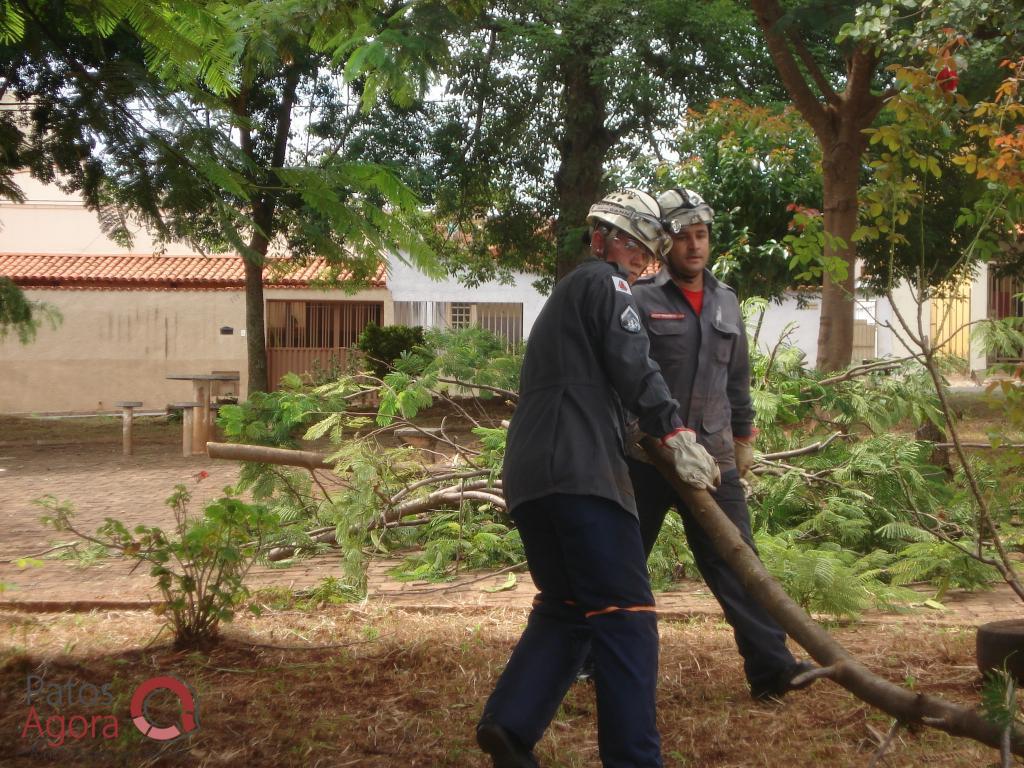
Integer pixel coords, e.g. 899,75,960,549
476,719,540,768
750,660,818,701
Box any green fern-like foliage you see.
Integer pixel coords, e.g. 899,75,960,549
0,278,61,344
887,540,999,597
757,534,917,619
391,508,524,582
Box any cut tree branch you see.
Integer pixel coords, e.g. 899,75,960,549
638,434,1024,756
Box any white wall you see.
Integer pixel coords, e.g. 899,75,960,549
969,261,989,373
387,257,549,337
753,294,821,368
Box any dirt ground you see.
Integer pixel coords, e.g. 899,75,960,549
0,608,1004,767
0,408,1020,766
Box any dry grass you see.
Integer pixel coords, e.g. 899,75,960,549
0,607,1003,767
0,414,180,447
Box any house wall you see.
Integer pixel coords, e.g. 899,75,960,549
386,258,548,336
0,286,392,413
0,289,247,413
969,261,989,373
753,294,822,368
1,171,197,255
755,291,891,369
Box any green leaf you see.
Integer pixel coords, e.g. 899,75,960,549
482,573,518,593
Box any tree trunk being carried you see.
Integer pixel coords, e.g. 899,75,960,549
209,438,1023,755
638,435,1023,755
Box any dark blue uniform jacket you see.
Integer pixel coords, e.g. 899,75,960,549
503,258,682,516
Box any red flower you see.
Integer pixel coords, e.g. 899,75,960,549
194,470,210,482
937,66,958,92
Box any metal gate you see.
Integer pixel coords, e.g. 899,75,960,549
266,300,382,388
930,278,971,361
988,271,1024,366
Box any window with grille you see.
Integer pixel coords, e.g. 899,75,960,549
449,302,472,329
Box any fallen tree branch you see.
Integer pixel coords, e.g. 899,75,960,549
208,442,336,470
816,358,911,387
379,489,506,526
639,435,1024,756
435,377,519,403
760,432,851,461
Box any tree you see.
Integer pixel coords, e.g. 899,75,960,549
1,1,461,394
749,0,1024,372
748,0,892,373
395,0,786,288
623,98,823,301
847,0,1024,286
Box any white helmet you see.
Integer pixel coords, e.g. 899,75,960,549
587,189,671,258
657,188,715,234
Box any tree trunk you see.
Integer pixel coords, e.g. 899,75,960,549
637,435,1024,756
749,0,886,373
236,66,301,396
816,135,861,373
552,47,613,282
244,254,269,394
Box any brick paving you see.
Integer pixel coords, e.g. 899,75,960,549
0,438,1020,626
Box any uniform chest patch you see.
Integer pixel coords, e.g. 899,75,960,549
649,312,685,320
620,305,642,333
611,276,631,294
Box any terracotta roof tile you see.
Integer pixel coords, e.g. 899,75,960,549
0,253,387,289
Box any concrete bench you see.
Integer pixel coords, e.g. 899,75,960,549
168,402,201,457
114,401,143,456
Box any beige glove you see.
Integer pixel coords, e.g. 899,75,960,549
734,437,755,477
659,428,721,490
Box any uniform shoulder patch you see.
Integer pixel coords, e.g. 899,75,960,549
620,305,642,333
611,275,631,294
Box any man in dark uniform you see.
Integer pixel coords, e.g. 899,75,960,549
476,189,720,768
627,188,814,701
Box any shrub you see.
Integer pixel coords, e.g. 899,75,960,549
38,482,280,650
357,323,426,378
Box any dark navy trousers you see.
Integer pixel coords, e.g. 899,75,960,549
628,460,795,692
481,493,662,767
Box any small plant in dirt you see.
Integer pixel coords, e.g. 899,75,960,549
37,481,280,650
296,576,361,608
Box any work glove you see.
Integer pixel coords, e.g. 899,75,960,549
658,427,721,490
734,435,755,478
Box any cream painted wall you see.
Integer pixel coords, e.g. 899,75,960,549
1,172,196,255
0,289,247,413
0,286,394,413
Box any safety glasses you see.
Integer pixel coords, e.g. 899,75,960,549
589,201,665,244
612,234,655,260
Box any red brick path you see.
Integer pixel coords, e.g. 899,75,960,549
0,441,1020,626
